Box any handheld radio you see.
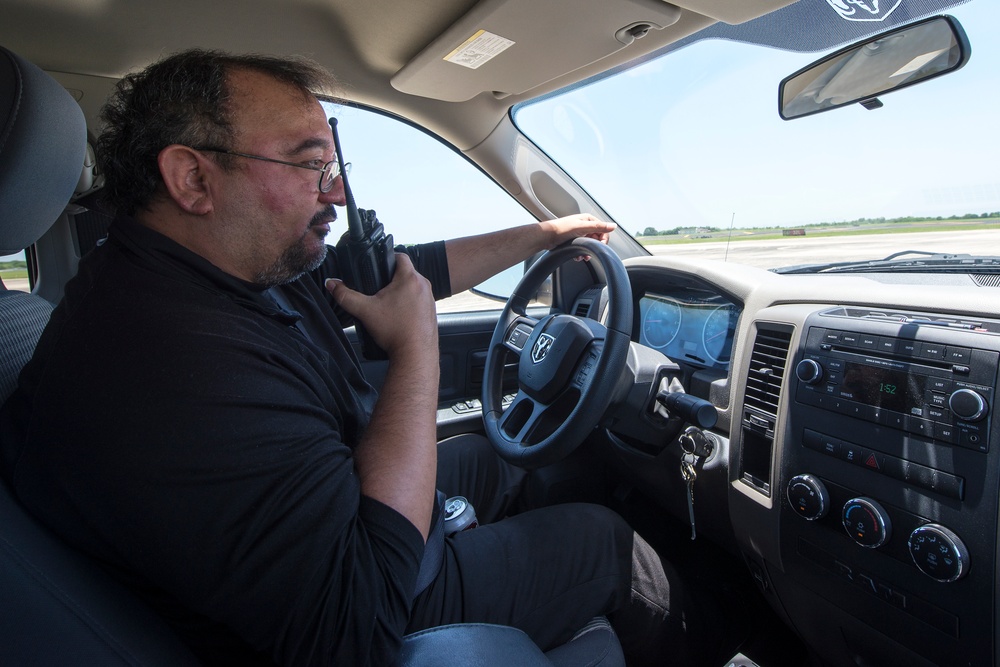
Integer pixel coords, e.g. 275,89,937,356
330,117,396,360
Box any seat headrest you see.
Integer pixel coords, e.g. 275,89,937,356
0,46,88,255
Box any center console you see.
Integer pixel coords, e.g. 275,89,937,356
754,307,1000,667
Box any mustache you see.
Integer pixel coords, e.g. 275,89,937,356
309,206,337,227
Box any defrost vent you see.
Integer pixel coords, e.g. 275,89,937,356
820,306,1000,334
972,274,1000,288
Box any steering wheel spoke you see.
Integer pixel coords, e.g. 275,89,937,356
497,391,543,443
500,316,538,356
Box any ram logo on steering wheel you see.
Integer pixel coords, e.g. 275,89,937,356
531,334,555,364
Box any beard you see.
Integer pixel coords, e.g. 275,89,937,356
254,207,334,286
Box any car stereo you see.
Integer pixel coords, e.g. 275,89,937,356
795,326,997,455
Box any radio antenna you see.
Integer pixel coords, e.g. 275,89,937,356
724,212,736,262
329,118,365,242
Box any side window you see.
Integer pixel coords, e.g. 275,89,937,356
0,250,28,292
322,102,537,313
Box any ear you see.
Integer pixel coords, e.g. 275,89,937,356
157,145,215,215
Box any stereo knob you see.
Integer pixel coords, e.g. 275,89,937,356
795,359,824,385
787,474,830,520
908,524,969,582
842,497,891,548
949,388,988,422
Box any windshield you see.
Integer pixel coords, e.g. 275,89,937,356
515,0,999,271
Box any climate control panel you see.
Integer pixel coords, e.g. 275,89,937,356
786,474,971,582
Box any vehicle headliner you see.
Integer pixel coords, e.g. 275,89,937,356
0,0,935,152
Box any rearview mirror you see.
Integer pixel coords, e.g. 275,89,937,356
779,15,970,120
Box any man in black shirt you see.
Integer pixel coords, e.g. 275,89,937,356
0,50,693,666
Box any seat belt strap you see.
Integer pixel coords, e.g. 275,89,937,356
413,490,446,599
268,287,444,598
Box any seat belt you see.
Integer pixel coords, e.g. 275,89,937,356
266,287,311,338
267,288,445,598
413,490,446,599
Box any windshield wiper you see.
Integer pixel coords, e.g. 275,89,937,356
771,251,1000,275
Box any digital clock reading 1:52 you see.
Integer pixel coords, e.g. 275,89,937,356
841,363,925,413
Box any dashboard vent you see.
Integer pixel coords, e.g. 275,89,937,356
744,327,793,417
572,287,603,319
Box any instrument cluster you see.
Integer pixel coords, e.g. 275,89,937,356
637,291,740,370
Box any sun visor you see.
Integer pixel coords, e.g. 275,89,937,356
391,0,683,102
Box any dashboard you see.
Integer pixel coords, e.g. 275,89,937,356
607,255,1000,667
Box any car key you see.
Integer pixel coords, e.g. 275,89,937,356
680,425,715,459
679,426,714,541
680,454,698,541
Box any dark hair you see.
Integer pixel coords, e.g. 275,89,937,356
96,49,337,216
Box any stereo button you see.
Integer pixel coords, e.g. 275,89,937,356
795,359,824,384
879,411,906,429
945,347,971,364
949,388,988,422
876,337,898,353
821,330,841,344
933,423,959,444
918,342,945,360
858,335,879,349
925,405,948,422
926,391,949,408
927,377,953,393
904,416,934,437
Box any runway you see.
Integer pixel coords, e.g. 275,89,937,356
643,229,1000,270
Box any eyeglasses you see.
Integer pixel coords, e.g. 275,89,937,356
191,147,350,193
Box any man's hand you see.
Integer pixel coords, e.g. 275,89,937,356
444,214,618,295
539,214,617,249
324,253,438,359
325,254,440,541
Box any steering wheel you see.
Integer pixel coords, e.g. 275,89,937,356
482,237,633,469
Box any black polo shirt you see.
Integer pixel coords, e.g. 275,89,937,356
0,217,451,666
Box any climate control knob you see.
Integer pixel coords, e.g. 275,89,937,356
908,524,969,582
949,388,988,422
786,474,830,521
795,359,824,385
842,497,891,548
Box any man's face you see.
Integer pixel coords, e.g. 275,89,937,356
217,69,345,286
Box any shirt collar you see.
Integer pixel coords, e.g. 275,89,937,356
106,216,300,326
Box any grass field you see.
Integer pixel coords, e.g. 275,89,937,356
637,219,1000,246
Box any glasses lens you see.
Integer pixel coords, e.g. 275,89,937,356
320,162,335,192
320,161,352,192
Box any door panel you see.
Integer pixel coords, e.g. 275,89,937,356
349,308,518,440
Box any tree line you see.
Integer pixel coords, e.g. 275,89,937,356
635,212,1000,237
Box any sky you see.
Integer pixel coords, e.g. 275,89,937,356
514,0,999,232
